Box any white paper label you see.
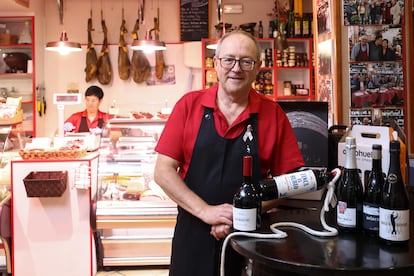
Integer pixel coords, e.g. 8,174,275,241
337,201,357,227
233,207,257,231
379,208,410,241
274,170,317,198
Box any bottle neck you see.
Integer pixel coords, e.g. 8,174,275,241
243,175,253,184
372,158,382,172
345,146,358,169
372,149,382,171
243,155,253,183
388,150,401,175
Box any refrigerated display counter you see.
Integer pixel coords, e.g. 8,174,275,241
96,118,177,267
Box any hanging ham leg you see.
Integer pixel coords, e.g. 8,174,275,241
130,19,151,83
154,15,165,79
85,17,98,82
97,18,112,85
118,17,131,80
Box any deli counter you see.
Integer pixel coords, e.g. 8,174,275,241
95,118,177,267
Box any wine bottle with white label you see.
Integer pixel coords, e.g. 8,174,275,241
336,136,364,233
363,144,384,236
259,168,329,200
233,155,261,232
379,140,410,244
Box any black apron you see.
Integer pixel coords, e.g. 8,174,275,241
78,116,104,132
169,107,261,276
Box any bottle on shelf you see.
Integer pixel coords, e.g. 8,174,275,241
18,21,32,44
268,21,274,39
379,140,410,245
336,136,364,233
109,99,119,118
363,144,385,237
302,14,310,38
258,21,263,38
259,167,330,201
294,13,302,38
287,11,295,38
233,155,261,232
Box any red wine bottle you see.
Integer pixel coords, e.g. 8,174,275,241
379,140,410,244
336,136,364,233
233,155,261,232
259,168,329,201
363,144,385,236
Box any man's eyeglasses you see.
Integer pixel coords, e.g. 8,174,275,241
218,57,257,71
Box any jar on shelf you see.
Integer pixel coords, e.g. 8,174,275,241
205,57,213,68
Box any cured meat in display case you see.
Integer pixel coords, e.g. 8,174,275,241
95,118,177,267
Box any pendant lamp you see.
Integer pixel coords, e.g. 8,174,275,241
131,10,166,52
45,31,82,55
131,29,166,51
45,0,82,55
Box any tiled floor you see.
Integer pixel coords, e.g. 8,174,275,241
96,268,168,276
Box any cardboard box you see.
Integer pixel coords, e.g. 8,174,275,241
338,125,407,186
0,109,23,125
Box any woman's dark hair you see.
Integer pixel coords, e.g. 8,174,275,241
85,85,104,100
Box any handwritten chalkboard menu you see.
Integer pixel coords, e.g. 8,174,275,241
180,0,209,41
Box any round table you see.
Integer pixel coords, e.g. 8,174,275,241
231,195,414,276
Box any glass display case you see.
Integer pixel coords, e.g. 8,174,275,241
96,118,177,267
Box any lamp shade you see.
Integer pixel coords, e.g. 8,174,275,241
131,39,166,51
45,31,82,55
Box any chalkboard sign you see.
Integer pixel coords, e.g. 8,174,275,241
180,0,209,41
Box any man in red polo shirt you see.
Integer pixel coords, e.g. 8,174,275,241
154,30,304,276
63,85,111,133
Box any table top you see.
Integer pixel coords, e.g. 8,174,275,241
231,195,414,275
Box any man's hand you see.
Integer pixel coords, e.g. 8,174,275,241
63,122,75,131
210,224,232,240
89,127,103,135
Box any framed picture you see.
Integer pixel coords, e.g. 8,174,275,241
316,0,332,34
343,0,404,26
348,25,402,62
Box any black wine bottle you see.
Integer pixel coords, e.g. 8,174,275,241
233,155,261,232
379,140,410,244
363,144,385,236
258,21,264,38
336,136,364,233
259,168,329,201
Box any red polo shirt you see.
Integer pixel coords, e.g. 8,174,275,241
155,86,304,179
65,110,110,132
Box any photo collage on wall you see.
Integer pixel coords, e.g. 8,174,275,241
344,0,405,130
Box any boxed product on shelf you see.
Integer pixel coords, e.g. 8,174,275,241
0,33,18,45
0,97,23,124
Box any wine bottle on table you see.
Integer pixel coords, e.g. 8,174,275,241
336,136,364,233
258,168,330,201
363,144,385,236
233,155,261,232
379,140,410,245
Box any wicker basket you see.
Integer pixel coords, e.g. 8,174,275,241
23,171,68,197
18,149,87,160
